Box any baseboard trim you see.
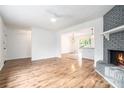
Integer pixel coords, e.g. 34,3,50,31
32,57,60,62
61,52,74,55
82,58,94,61
6,57,31,62
0,62,4,71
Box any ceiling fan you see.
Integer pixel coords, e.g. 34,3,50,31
46,9,73,21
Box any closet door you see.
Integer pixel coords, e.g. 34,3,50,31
0,24,4,70
3,28,7,61
0,18,6,70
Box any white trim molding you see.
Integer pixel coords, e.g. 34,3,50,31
0,62,4,71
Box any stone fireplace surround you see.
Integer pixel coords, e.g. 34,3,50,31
96,32,124,88
96,5,124,88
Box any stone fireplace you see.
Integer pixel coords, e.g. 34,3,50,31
96,5,124,88
103,5,124,63
104,31,124,65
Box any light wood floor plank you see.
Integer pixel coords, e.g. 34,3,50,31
0,54,110,88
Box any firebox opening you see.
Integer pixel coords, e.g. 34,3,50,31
117,53,124,65
109,50,124,67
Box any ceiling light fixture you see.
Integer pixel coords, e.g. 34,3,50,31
51,18,56,22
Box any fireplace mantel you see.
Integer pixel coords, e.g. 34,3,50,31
101,25,124,40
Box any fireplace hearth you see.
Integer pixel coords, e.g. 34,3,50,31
109,50,124,67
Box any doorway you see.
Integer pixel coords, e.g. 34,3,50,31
60,27,95,60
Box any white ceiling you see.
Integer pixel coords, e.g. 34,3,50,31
0,5,114,31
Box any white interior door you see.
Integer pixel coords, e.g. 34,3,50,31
3,30,7,61
0,25,7,70
0,29,2,63
0,27,4,69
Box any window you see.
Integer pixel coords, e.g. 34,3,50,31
79,28,94,48
79,35,92,48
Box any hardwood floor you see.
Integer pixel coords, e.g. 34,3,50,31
0,53,111,88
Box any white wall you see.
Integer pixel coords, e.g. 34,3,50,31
32,27,60,61
0,16,6,70
81,48,94,60
59,17,103,66
6,27,31,60
3,17,103,67
61,32,73,53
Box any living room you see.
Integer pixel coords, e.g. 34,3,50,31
0,5,124,89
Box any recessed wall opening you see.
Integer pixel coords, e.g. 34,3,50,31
61,27,95,60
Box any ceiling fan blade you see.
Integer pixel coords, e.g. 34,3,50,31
46,9,74,18
46,10,61,17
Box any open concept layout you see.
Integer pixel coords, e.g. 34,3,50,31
0,5,124,88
